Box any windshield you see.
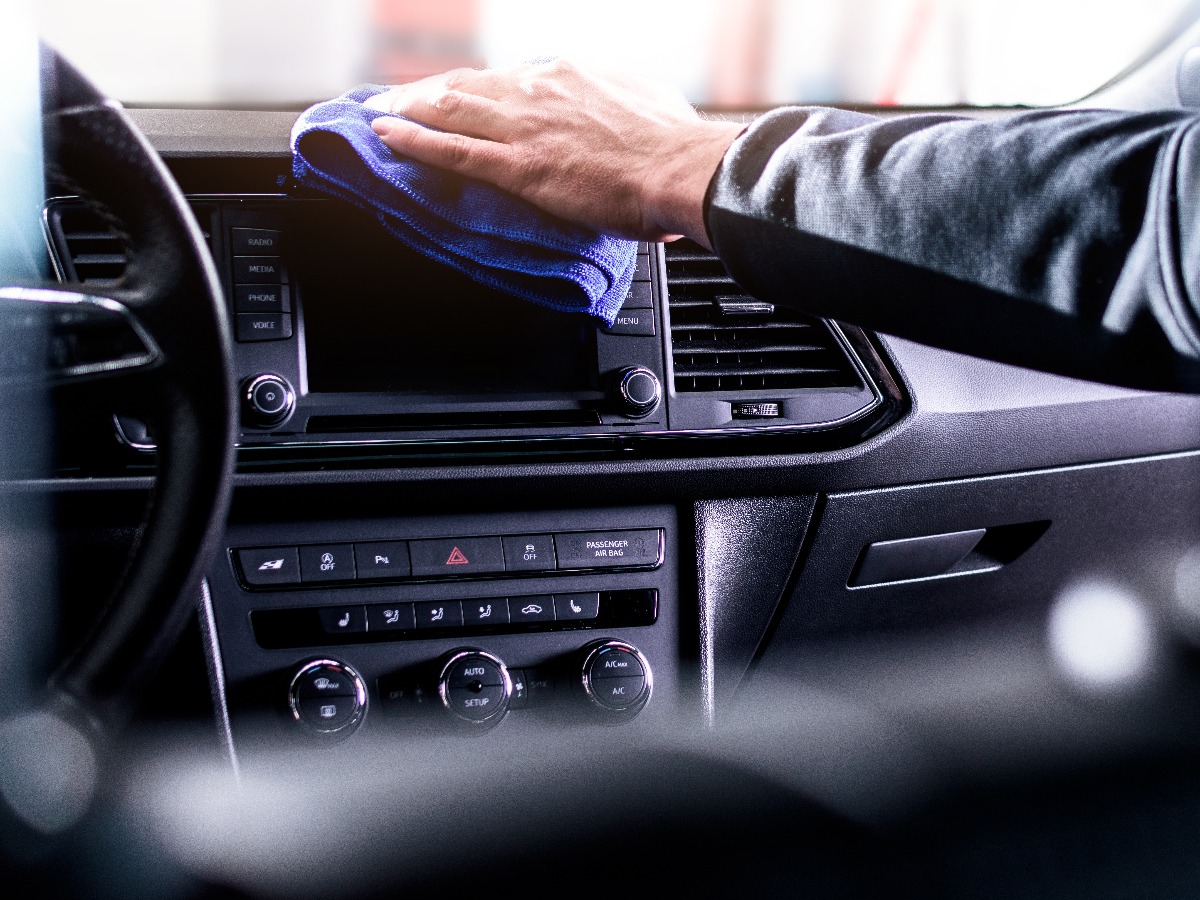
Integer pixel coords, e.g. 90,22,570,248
38,0,1200,109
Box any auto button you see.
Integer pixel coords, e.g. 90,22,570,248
437,649,513,727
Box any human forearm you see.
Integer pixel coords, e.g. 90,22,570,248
707,105,1200,391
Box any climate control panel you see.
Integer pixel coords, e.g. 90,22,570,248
209,505,679,750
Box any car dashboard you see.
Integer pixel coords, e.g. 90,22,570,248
30,102,1200,777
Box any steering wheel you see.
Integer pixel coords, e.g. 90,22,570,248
0,48,235,833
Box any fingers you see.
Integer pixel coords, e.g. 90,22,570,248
364,65,527,113
371,116,517,183
380,88,513,142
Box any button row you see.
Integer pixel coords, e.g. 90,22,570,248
236,529,662,587
309,592,601,639
231,227,293,343
251,589,659,650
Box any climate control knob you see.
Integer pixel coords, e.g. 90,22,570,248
288,658,368,737
436,649,513,728
612,366,660,418
579,640,652,719
242,372,295,428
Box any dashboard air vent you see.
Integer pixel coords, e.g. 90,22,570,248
47,206,128,285
46,200,214,286
665,240,860,393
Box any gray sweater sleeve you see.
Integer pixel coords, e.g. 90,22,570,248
705,106,1200,391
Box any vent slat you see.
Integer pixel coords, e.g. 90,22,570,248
664,238,859,394
673,343,830,354
663,274,735,285
71,253,127,266
670,321,816,332
675,366,844,378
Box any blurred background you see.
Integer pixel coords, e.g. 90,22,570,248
38,0,1200,109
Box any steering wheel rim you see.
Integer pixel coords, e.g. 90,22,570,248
1,47,235,828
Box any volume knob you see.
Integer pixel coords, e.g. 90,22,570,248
613,367,660,418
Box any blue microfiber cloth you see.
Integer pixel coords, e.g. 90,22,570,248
291,84,638,326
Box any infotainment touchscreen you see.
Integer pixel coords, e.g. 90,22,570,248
293,203,596,396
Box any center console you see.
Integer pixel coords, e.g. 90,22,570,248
206,505,681,747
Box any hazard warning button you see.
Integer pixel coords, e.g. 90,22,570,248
409,537,506,577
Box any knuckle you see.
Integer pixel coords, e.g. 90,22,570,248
527,77,559,100
443,133,473,167
441,68,472,91
432,89,463,115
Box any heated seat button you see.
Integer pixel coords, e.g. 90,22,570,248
415,600,464,629
299,544,356,582
553,592,600,621
233,255,287,283
462,597,509,626
237,546,300,586
231,228,284,255
234,284,288,313
502,534,556,572
354,542,411,579
366,603,416,632
236,313,292,342
317,605,366,635
554,530,662,570
409,537,505,577
510,595,554,624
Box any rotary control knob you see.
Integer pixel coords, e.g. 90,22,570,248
579,640,652,719
242,372,295,428
612,366,660,418
436,649,513,728
288,658,368,737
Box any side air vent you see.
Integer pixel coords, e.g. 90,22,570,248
665,240,861,393
45,200,214,286
46,205,128,285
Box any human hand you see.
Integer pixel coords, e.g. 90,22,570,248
364,59,743,246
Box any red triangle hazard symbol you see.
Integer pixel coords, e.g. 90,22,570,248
445,546,470,565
